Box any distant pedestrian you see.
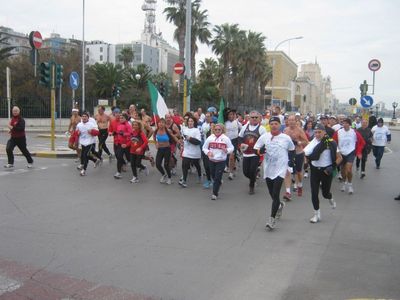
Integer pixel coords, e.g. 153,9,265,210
356,119,372,178
4,106,34,169
371,118,391,169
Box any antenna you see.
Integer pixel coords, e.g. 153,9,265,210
142,0,157,34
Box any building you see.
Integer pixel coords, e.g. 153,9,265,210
86,41,115,65
42,33,80,54
265,51,298,110
0,26,30,56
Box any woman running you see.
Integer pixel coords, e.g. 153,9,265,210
114,113,132,179
129,120,149,183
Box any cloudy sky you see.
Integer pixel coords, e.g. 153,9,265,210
1,0,399,108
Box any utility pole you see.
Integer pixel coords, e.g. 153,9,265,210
184,0,192,112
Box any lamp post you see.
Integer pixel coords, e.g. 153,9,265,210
392,102,398,120
135,74,141,99
375,104,379,117
269,36,303,110
82,0,85,111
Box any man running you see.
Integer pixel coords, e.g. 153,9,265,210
67,108,81,160
95,105,112,160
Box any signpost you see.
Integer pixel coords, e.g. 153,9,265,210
69,72,80,109
349,98,357,106
368,59,381,94
29,31,42,77
174,62,185,75
360,95,374,108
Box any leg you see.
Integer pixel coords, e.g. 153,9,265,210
15,137,33,164
156,148,166,176
163,147,172,178
202,152,211,181
212,161,225,197
266,177,284,218
115,145,124,173
81,145,91,170
310,166,322,210
6,138,17,165
248,156,259,188
182,157,190,182
130,153,138,178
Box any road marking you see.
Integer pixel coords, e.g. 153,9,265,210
0,275,22,295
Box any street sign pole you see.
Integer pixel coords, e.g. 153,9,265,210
59,82,62,129
372,71,375,94
184,0,191,112
34,49,37,78
51,63,56,151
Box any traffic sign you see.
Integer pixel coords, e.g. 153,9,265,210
69,72,80,90
368,59,381,72
29,31,43,49
349,98,357,106
360,95,374,108
174,62,185,75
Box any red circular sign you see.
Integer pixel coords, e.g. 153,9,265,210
174,62,185,75
368,59,381,72
29,31,43,49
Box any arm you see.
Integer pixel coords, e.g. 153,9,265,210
13,118,25,131
355,131,366,158
386,127,391,143
202,136,211,155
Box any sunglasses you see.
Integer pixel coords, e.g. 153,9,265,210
250,116,259,119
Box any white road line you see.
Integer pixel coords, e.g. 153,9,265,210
0,275,22,295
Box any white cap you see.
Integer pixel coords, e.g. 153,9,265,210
295,112,301,116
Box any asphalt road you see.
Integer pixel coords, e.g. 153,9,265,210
0,132,399,300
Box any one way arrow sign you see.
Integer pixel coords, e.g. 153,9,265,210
69,72,80,90
360,95,373,108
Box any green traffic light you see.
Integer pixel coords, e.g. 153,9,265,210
56,64,64,87
39,62,51,88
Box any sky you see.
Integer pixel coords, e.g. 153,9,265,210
1,0,400,108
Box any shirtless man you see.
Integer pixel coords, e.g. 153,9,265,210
283,114,309,199
68,108,81,160
95,105,112,159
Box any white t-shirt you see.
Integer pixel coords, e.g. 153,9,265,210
332,124,342,132
304,137,333,168
371,125,390,147
77,121,98,146
337,128,357,155
254,132,295,179
225,119,242,140
182,127,202,159
201,122,212,142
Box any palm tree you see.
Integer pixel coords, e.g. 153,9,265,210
86,63,126,98
198,58,219,86
0,37,15,61
118,47,134,69
126,64,153,90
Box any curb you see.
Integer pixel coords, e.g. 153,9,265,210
34,151,77,158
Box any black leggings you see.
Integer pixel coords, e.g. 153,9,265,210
182,157,201,182
310,165,333,210
156,147,171,178
356,148,368,172
242,156,259,187
266,177,284,218
209,160,225,196
115,145,130,173
6,137,33,165
98,129,111,157
130,153,143,177
202,151,211,181
81,144,97,170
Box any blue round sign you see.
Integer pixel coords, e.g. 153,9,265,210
69,72,80,90
360,95,374,108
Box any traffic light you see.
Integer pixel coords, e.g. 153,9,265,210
159,82,165,97
116,86,121,98
39,62,52,88
56,64,64,87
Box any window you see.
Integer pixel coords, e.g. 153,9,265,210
100,55,103,61
100,47,103,52
86,48,89,53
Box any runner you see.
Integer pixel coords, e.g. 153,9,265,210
238,110,266,195
202,123,234,200
67,108,81,160
4,106,34,169
179,116,202,188
95,105,112,160
165,113,181,175
356,118,372,178
113,113,132,179
333,118,365,194
200,112,213,188
138,111,155,170
129,120,149,183
303,123,338,223
76,112,101,176
224,109,242,180
283,115,309,199
154,118,179,185
254,116,295,230
371,118,391,169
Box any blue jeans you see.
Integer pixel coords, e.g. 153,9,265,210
209,160,226,196
372,146,385,167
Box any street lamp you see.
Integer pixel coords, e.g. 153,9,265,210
392,102,398,120
269,36,304,110
135,74,141,81
82,0,85,111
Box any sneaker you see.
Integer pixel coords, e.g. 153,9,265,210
249,186,255,195
266,217,276,230
171,168,177,176
130,176,139,183
228,172,234,180
114,172,122,179
283,192,292,201
360,172,366,179
348,185,354,195
310,211,321,223
27,163,33,169
338,174,343,181
224,167,229,173
94,159,101,168
304,171,309,178
4,164,14,168
166,178,172,185
144,166,150,176
341,184,347,192
275,201,285,219
394,194,400,201
180,181,187,188
203,180,211,189
328,198,336,209
297,187,303,197
108,154,113,161
292,187,298,193
77,164,83,170
211,194,217,200
80,169,86,176
356,167,359,172
160,174,167,183
178,177,184,185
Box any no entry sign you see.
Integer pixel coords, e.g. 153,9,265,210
29,31,43,49
174,62,185,75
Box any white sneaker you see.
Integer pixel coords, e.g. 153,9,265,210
304,171,309,178
228,172,234,180
266,217,276,230
94,159,101,168
211,194,217,200
77,164,83,171
114,172,122,179
27,163,33,169
348,185,354,195
130,176,139,183
310,210,321,223
275,201,285,219
4,164,14,169
328,198,336,209
341,183,347,192
166,178,172,185
160,174,167,183
80,170,86,176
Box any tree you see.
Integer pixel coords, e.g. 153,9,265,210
86,63,126,98
0,37,15,61
198,58,219,86
118,47,134,69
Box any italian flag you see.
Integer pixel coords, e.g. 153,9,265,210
148,80,169,119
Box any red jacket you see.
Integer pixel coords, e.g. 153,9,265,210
333,129,365,157
10,116,26,138
114,121,132,146
130,130,148,155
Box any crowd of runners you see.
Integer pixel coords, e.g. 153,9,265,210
4,104,396,230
